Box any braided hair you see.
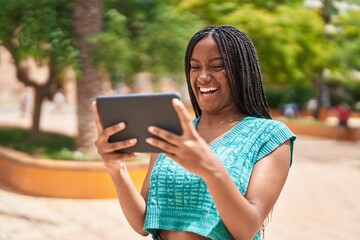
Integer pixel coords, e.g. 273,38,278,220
185,25,271,119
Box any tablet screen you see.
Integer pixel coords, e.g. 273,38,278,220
96,92,183,153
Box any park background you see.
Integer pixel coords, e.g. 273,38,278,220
0,0,360,239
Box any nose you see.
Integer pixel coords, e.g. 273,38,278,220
197,70,210,83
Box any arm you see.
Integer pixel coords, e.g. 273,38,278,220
109,153,158,236
203,141,291,239
92,102,157,236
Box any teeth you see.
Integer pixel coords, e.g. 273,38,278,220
200,87,218,93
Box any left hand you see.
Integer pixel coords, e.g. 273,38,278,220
146,99,218,177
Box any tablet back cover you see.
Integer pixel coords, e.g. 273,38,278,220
96,92,182,153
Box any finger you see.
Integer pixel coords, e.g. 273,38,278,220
97,138,137,154
172,99,196,134
148,126,180,146
101,122,127,139
92,101,103,134
109,138,138,153
146,137,178,154
104,152,139,162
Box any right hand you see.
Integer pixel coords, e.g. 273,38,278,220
92,101,138,174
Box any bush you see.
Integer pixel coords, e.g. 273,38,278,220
0,127,91,161
265,85,315,109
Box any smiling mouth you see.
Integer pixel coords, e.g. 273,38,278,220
199,87,218,95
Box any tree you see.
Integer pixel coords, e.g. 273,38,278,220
326,9,360,103
177,0,304,24
0,0,204,151
226,6,327,86
87,9,133,85
0,0,79,137
100,0,205,83
74,0,110,154
73,0,205,153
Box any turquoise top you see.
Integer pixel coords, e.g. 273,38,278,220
144,116,296,240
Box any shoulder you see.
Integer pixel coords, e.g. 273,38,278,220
245,117,292,135
245,116,296,149
245,117,296,165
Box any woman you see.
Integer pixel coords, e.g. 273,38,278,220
93,25,296,240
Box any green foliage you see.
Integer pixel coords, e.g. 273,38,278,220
265,88,287,108
347,77,360,102
325,9,360,103
88,10,133,84
95,0,205,83
178,0,239,24
0,127,82,160
235,0,304,11
0,0,79,80
265,85,315,108
329,85,354,105
332,10,360,70
0,127,101,161
178,0,304,23
225,5,328,87
355,101,360,112
134,4,204,78
326,70,360,103
1,0,359,105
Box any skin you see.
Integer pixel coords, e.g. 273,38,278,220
93,36,291,240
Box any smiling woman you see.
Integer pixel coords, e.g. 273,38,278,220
93,25,296,240
189,37,233,116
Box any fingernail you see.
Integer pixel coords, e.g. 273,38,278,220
145,138,153,144
173,98,181,104
129,138,137,144
118,122,125,128
148,126,154,132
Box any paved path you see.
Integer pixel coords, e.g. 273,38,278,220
266,137,360,240
1,105,360,239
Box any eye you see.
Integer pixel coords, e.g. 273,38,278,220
190,65,201,71
212,65,224,71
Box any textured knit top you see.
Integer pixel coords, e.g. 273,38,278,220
144,116,296,240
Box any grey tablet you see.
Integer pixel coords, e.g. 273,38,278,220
96,92,183,153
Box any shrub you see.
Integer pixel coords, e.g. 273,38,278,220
0,127,89,161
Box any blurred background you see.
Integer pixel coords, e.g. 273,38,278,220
0,0,359,239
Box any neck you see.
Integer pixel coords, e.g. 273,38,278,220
199,110,246,128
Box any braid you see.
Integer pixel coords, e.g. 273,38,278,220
185,26,216,117
185,25,271,119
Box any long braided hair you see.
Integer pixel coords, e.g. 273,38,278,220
185,25,271,119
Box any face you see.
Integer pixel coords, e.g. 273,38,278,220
189,36,234,114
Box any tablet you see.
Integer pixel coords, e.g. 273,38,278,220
96,92,183,153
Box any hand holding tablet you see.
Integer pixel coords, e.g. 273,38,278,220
96,92,183,153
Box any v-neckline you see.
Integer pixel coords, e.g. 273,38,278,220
194,116,253,148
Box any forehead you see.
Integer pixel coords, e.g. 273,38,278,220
191,36,222,58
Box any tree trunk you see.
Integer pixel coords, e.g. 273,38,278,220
15,59,57,138
314,76,323,120
29,86,47,138
74,0,109,154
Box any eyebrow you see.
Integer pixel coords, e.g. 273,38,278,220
190,56,223,62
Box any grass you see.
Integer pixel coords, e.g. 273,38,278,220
0,127,91,161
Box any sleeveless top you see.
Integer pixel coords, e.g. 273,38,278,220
144,116,296,240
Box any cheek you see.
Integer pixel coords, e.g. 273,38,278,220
189,74,197,91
